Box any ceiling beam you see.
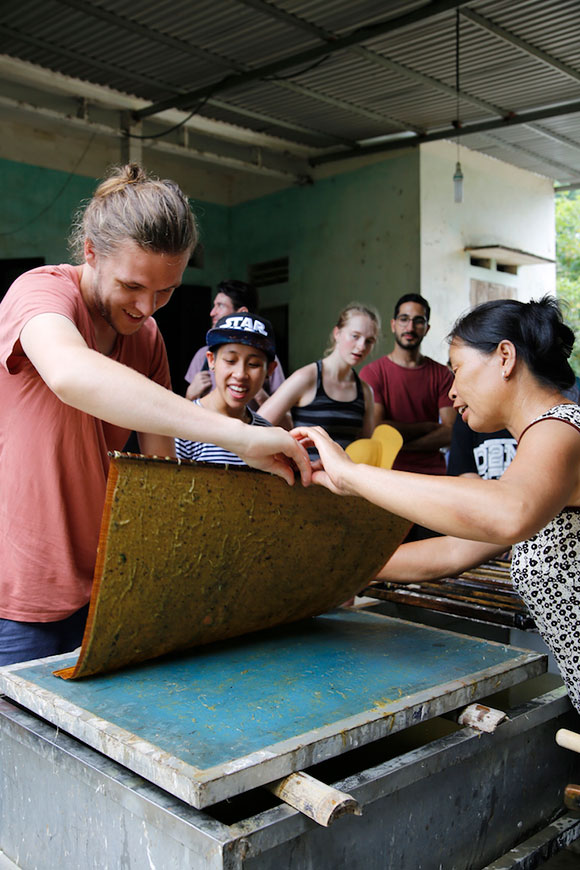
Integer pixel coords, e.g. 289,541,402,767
460,7,580,85
232,0,580,161
235,0,580,165
0,56,327,157
134,0,469,120
481,131,580,179
0,24,170,91
265,77,422,132
310,99,580,166
207,98,354,147
525,122,580,157
56,0,239,72
53,0,388,142
236,0,504,119
0,94,312,181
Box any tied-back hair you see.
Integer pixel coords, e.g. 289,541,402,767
324,302,381,357
69,163,197,262
449,295,576,391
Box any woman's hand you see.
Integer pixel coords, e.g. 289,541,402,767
238,426,313,486
290,426,358,495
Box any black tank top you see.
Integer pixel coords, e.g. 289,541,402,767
292,360,366,450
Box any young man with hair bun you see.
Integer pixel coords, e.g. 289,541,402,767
0,164,310,666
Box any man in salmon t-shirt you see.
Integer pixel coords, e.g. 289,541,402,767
360,293,456,475
0,164,310,667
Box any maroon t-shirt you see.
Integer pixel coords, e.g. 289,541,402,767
360,355,453,474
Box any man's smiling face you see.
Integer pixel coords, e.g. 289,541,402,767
84,239,189,336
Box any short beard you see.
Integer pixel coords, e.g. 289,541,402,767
394,333,422,350
91,265,116,332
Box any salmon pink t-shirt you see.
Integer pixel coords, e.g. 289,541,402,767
0,265,171,622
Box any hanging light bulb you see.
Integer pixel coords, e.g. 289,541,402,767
453,160,464,203
452,10,464,204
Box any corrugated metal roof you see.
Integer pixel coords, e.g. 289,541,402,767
1,0,579,185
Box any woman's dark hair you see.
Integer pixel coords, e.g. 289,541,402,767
448,296,576,391
217,279,258,312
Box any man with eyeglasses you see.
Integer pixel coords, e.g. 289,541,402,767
360,293,456,479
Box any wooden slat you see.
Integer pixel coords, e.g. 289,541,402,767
365,559,534,630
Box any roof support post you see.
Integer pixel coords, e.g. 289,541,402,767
120,111,142,165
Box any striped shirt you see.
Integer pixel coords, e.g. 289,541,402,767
175,400,272,465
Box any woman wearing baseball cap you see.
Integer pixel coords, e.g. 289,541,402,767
175,313,277,464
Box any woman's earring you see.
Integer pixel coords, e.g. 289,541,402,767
502,372,509,380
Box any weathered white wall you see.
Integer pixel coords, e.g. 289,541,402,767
230,149,421,371
419,140,556,364
0,112,290,206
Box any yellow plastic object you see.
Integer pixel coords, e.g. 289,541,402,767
346,425,403,469
344,437,381,467
55,454,411,679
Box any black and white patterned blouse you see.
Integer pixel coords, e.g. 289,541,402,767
511,403,580,711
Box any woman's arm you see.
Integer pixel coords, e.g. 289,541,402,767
259,363,317,425
403,405,457,451
374,536,507,583
292,420,580,545
361,381,375,438
20,313,312,486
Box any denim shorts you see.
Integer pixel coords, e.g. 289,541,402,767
0,604,89,666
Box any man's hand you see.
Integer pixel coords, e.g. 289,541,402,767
239,426,313,487
186,371,212,401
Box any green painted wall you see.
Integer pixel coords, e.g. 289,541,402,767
0,157,230,292
229,151,420,370
0,153,421,373
188,198,230,291
0,159,95,265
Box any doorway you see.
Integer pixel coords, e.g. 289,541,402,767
154,283,212,396
260,303,289,376
0,258,46,302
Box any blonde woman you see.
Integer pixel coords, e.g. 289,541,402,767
260,304,379,452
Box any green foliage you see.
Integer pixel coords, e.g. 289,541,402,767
555,192,580,377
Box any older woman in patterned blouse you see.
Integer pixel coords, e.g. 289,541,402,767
292,296,580,711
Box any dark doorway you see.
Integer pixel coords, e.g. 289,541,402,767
154,283,212,396
124,283,212,453
0,258,46,303
261,303,289,376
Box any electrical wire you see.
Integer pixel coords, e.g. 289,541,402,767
124,95,212,140
455,9,461,159
264,53,330,81
124,53,331,142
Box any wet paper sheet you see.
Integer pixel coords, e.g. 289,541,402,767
55,454,410,679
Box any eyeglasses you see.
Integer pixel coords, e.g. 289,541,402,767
395,315,428,328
